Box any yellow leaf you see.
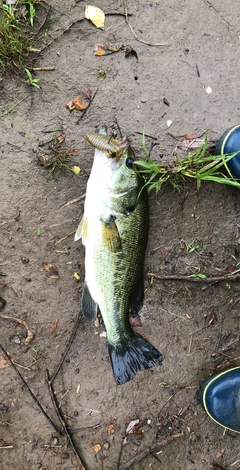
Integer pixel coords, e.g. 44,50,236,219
71,166,81,175
85,5,105,29
74,272,80,281
92,443,101,454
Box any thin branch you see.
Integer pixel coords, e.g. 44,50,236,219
0,344,60,434
123,1,169,47
49,314,83,384
148,269,240,283
76,88,98,125
46,369,87,470
118,434,183,470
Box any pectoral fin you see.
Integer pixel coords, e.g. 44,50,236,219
74,216,88,242
101,218,121,252
82,283,98,320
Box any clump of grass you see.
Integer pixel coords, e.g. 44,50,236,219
38,135,78,179
136,133,240,192
0,1,40,71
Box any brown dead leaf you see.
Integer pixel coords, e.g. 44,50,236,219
38,155,52,168
51,319,59,334
68,149,78,156
57,133,66,143
107,424,115,435
216,448,225,459
85,89,92,100
92,443,101,454
66,100,74,110
72,96,87,111
125,45,138,62
94,44,122,56
185,133,200,140
176,137,204,151
42,263,59,279
0,354,10,369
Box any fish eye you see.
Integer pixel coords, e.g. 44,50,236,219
126,157,134,169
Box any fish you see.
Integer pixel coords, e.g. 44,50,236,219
75,126,162,384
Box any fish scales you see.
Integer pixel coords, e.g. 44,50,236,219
75,126,162,384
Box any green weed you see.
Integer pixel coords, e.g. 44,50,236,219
0,1,40,71
136,132,240,193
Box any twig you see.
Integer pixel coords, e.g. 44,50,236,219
46,369,87,470
0,314,34,345
123,1,169,47
49,314,83,384
118,434,183,470
30,67,55,71
60,193,86,208
148,270,240,283
0,445,13,449
55,230,75,245
0,344,60,434
76,89,98,125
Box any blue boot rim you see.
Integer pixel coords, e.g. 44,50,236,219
199,366,240,433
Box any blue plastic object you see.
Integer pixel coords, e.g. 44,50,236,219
199,367,240,432
215,124,240,179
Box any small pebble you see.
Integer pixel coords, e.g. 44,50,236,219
103,442,110,450
13,336,21,344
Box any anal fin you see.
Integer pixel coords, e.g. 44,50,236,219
82,283,98,320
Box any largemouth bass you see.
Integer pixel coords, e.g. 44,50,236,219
75,126,162,384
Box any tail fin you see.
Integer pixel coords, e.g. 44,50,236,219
108,334,162,385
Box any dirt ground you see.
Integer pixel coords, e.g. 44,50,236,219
1,1,240,469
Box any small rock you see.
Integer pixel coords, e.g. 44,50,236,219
13,336,21,344
103,442,110,450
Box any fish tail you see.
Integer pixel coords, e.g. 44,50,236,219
108,334,162,385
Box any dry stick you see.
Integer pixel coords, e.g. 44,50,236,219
123,1,169,46
118,434,183,470
148,269,240,283
0,314,34,346
60,193,86,208
0,344,61,434
76,89,98,125
48,314,83,385
45,370,87,470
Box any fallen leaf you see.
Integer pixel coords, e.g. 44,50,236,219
176,137,204,151
85,89,92,99
125,45,138,62
216,448,225,459
71,166,81,175
107,424,115,435
0,354,10,369
57,133,66,143
72,96,87,111
94,44,122,56
225,265,236,272
68,149,78,156
51,320,59,334
74,272,80,281
85,5,105,29
42,263,59,279
66,100,74,110
185,133,200,140
126,419,139,435
92,443,101,454
38,155,52,167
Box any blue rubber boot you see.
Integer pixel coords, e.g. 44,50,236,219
199,367,240,432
